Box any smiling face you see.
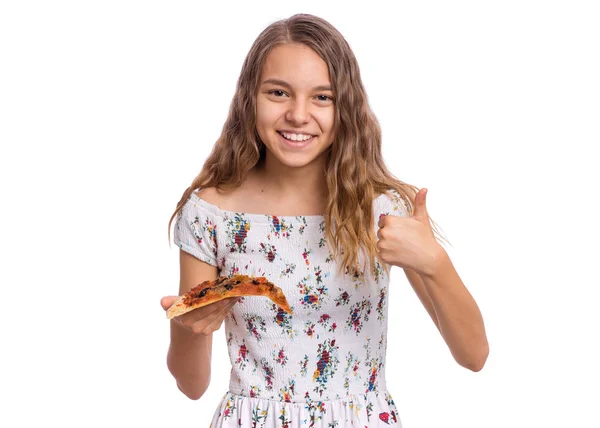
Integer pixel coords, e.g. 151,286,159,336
255,43,336,171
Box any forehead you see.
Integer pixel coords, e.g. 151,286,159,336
260,43,331,88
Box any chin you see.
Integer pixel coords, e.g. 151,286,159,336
276,155,318,169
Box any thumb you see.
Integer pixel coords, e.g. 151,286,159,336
412,188,429,222
161,296,179,311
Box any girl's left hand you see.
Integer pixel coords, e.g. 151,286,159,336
377,188,445,277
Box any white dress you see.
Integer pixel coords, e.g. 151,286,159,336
174,191,407,427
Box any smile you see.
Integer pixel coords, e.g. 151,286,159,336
277,131,315,148
278,131,314,141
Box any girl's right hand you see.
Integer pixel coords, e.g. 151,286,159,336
160,296,238,335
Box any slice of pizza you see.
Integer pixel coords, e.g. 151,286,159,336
166,274,292,319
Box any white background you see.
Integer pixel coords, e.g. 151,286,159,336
1,1,599,427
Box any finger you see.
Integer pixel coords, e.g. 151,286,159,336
201,300,233,324
202,298,235,316
161,296,178,310
211,299,238,327
378,214,387,229
412,188,429,222
204,316,226,334
177,298,232,325
219,297,238,311
190,299,236,333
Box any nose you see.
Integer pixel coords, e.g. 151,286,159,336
285,99,310,125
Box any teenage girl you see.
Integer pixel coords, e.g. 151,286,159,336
161,13,488,428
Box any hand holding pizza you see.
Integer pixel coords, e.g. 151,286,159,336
161,295,238,335
377,188,445,277
161,275,292,336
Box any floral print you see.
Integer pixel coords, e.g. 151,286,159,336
299,354,309,377
236,341,249,370
280,262,296,278
251,404,268,428
273,347,288,366
191,216,218,258
244,313,267,341
260,358,275,390
176,191,407,427
343,351,361,393
317,313,336,333
312,339,340,396
298,275,328,310
269,215,293,239
273,304,297,339
226,214,251,253
376,288,387,322
279,378,295,402
346,298,372,334
259,242,277,263
334,290,351,307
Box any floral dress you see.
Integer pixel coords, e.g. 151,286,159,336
174,190,407,428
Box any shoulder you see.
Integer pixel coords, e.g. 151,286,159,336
193,187,236,210
176,187,225,222
194,187,220,204
194,180,262,213
375,189,410,217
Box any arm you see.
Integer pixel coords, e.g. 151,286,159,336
378,188,488,371
166,250,218,400
403,252,489,372
403,267,440,332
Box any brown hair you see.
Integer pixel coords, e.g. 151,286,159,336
168,13,445,276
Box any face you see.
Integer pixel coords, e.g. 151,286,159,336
255,43,335,171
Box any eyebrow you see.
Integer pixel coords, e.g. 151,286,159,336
261,78,332,92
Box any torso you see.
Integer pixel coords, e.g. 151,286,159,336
179,185,404,426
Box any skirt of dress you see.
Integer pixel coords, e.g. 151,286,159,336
209,390,402,428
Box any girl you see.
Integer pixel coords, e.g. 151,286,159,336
161,13,488,428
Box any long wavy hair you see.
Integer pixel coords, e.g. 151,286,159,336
168,13,445,277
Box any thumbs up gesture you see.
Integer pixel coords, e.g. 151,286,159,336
377,188,445,277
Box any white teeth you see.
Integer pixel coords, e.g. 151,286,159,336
280,132,313,142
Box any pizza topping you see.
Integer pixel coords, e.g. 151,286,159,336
182,276,249,306
167,274,293,319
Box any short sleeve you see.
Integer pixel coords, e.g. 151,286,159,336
173,197,219,267
376,189,410,221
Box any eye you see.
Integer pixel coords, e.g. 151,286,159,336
268,90,287,97
315,94,333,102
